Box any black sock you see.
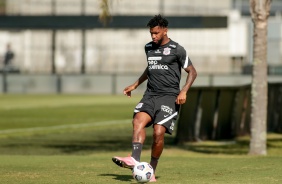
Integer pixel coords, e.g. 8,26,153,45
150,156,159,173
131,142,142,162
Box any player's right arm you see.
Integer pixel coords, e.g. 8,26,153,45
123,68,148,97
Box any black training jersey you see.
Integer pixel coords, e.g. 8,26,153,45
144,39,192,96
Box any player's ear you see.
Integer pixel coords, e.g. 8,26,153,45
163,28,168,36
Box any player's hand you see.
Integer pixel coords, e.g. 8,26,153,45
176,91,187,104
123,85,136,97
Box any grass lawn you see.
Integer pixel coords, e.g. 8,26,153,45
0,94,281,184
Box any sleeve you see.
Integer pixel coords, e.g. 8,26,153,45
144,42,152,54
176,45,192,69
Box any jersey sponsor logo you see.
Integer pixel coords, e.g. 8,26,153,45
148,57,162,60
169,44,176,48
155,49,161,53
163,47,171,55
149,64,168,70
145,44,152,47
161,105,173,115
148,57,168,70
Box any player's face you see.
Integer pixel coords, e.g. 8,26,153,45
149,26,167,45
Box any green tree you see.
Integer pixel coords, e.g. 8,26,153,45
249,0,272,155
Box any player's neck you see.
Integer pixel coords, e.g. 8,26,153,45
159,37,170,46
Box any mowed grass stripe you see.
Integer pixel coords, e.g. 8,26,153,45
0,119,131,134
0,95,139,130
0,94,141,110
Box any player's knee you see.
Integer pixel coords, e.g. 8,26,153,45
132,118,145,131
153,129,165,144
133,113,151,128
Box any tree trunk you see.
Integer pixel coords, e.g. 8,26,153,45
249,0,271,155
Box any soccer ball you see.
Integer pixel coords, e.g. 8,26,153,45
132,162,154,183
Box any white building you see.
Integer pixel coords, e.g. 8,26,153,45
0,0,281,74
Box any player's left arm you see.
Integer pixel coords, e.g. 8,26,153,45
176,64,197,104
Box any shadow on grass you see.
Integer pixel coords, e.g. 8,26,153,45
176,139,249,155
0,135,248,155
42,135,174,154
174,136,282,155
99,173,133,182
98,173,159,183
0,135,157,155
1,131,282,155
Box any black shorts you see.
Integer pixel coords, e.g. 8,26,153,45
133,95,180,135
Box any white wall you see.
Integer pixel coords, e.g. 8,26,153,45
1,0,281,74
5,0,231,16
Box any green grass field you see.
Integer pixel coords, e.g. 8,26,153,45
0,94,282,184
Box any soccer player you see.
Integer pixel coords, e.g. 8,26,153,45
112,14,197,182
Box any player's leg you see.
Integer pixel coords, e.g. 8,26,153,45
131,112,152,161
112,112,152,169
150,124,166,177
149,96,179,182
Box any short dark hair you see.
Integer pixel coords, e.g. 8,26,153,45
147,14,168,28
